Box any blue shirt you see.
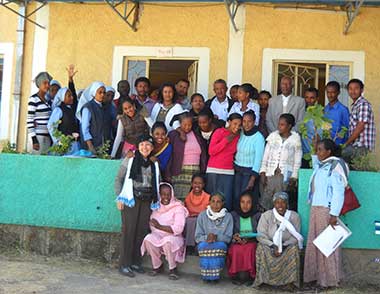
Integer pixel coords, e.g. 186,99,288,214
234,131,265,175
301,118,322,154
324,101,349,145
308,155,346,216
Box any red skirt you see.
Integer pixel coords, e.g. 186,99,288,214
227,242,257,278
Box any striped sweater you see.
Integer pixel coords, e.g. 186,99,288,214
27,93,52,142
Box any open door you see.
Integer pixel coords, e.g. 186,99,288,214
187,60,198,97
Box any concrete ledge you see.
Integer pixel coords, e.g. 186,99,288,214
1,224,380,286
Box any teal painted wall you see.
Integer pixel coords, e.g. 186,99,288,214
0,154,379,249
298,169,380,250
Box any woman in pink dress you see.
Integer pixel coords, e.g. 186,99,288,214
141,183,189,280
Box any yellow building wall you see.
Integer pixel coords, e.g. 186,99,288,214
243,5,380,155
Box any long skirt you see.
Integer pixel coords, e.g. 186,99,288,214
304,206,343,287
184,216,197,247
227,242,257,278
172,165,199,201
254,243,300,287
198,241,228,281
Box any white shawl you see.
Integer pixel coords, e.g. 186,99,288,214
272,208,303,253
206,205,227,221
116,157,161,210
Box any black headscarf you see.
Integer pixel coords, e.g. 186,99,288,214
235,191,258,218
129,135,158,203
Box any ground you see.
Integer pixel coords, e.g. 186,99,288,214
0,250,378,294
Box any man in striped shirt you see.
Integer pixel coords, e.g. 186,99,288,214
27,72,53,154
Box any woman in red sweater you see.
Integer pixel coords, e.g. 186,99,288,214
206,113,242,211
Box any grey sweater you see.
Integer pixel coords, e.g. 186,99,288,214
195,210,233,244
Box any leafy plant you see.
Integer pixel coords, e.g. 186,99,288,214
96,140,111,159
351,152,380,172
1,141,18,154
48,121,74,156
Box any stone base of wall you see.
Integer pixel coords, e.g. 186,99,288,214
1,224,379,287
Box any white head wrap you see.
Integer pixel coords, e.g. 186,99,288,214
76,81,105,121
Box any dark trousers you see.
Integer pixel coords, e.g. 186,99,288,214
233,170,260,212
119,198,151,268
206,173,234,211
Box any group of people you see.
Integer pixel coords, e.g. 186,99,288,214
27,65,376,290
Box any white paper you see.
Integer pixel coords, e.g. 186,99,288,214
313,219,352,258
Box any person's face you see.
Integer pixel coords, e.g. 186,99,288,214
237,88,250,103
162,86,174,104
104,91,115,104
348,82,363,101
316,142,332,161
213,82,227,100
49,85,60,99
180,117,193,134
228,118,242,135
118,81,130,97
122,101,136,118
198,115,212,132
191,95,205,112
39,80,50,93
63,90,74,105
240,195,253,214
175,81,189,97
280,78,293,96
191,177,205,194
150,90,159,101
277,118,291,135
258,93,270,109
304,91,317,107
230,87,239,102
94,86,106,103
138,141,154,158
326,86,340,104
160,186,172,205
242,115,255,132
274,198,287,216
136,82,149,97
210,195,224,213
152,127,166,145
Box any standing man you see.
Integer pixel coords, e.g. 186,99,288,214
132,77,156,116
266,76,305,133
206,79,234,121
343,78,376,162
175,79,191,110
324,81,350,145
115,80,131,113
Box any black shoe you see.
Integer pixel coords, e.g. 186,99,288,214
119,266,135,278
131,264,145,274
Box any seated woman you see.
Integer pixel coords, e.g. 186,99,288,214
184,173,210,252
166,112,208,201
151,122,172,174
48,87,80,153
227,191,261,286
111,98,149,159
195,193,233,283
254,192,303,289
141,183,189,280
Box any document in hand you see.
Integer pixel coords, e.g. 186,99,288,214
313,219,352,258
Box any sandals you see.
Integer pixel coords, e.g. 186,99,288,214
148,264,164,276
168,268,179,280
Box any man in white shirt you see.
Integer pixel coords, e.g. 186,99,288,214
205,79,234,121
265,76,305,133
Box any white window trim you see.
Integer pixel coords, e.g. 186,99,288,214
261,48,365,93
0,42,14,140
112,46,210,97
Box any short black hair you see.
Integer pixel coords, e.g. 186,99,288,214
134,77,151,88
190,93,205,103
230,84,240,90
279,113,296,128
325,81,340,92
191,172,206,183
318,138,342,157
227,113,243,122
305,87,319,97
240,83,259,100
157,83,178,104
198,107,214,119
176,78,190,86
213,79,227,88
179,112,193,123
152,121,167,134
259,90,272,98
347,78,364,90
242,110,256,121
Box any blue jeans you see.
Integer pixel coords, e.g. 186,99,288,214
206,173,234,211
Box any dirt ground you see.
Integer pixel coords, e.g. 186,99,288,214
0,249,379,294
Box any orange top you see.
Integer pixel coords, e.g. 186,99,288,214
184,191,210,217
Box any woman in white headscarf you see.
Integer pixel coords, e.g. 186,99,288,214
76,81,107,154
47,87,80,153
254,192,303,290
